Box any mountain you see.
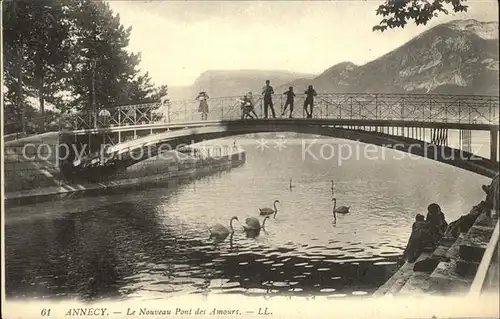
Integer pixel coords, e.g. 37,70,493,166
168,70,315,100
281,19,499,95
277,62,358,93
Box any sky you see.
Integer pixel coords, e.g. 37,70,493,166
107,0,499,87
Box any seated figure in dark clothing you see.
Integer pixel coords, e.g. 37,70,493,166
401,213,439,263
426,203,448,240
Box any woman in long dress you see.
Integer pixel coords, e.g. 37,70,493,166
196,92,209,120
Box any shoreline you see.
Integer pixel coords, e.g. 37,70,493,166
374,175,499,296
5,150,246,207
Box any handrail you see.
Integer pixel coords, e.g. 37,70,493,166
468,219,499,297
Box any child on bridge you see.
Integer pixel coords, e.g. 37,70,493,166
240,95,255,120
282,87,295,118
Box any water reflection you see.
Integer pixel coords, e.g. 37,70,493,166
5,138,490,301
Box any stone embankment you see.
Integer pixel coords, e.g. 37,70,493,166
374,174,499,297
4,133,246,206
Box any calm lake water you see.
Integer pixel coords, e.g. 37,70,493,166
5,133,491,301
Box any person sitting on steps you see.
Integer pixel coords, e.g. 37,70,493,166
401,212,440,264
426,203,448,240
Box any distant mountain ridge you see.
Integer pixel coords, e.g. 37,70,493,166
279,19,499,95
169,69,315,100
169,19,498,100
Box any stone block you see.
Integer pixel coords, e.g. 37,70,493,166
398,272,433,296
475,212,497,228
444,233,465,260
432,245,452,259
459,245,486,263
8,161,37,170
459,225,493,262
429,260,472,294
455,259,480,279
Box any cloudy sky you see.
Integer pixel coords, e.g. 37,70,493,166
107,0,499,87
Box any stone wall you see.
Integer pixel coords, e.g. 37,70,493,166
3,132,62,193
124,150,246,179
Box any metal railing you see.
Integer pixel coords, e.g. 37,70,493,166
59,93,500,131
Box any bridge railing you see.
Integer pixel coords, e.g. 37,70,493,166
59,93,499,130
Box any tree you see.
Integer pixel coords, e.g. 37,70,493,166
3,0,168,131
66,0,140,112
23,0,73,130
3,0,73,131
373,0,468,32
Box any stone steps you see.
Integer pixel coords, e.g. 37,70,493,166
398,234,463,296
372,251,432,297
375,212,497,297
400,213,497,296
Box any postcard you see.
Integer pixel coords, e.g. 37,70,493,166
1,1,499,318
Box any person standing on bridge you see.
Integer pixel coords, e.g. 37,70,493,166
240,95,254,120
98,108,111,127
262,80,276,119
247,92,258,118
303,85,317,119
196,91,209,120
282,86,295,118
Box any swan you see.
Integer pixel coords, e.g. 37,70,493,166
243,216,270,231
209,216,238,240
259,200,280,218
332,198,350,215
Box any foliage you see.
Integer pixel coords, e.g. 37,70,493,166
373,0,468,32
2,0,168,132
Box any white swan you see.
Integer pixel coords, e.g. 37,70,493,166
243,216,270,231
332,197,350,216
209,216,238,240
259,200,280,218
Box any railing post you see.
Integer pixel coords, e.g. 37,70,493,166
350,97,353,119
423,98,426,121
168,101,171,123
458,99,461,123
150,103,153,124
221,100,224,120
401,97,404,120
489,96,493,124
445,101,448,123
118,108,122,143
134,106,137,125
338,99,341,119
468,99,472,124
279,95,283,117
429,97,432,121
326,96,329,118
491,129,498,163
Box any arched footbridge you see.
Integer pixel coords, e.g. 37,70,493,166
57,93,499,178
